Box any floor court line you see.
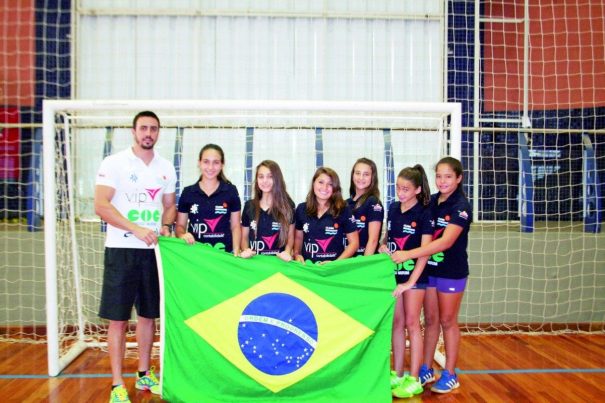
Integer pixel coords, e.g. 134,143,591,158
2,368,605,379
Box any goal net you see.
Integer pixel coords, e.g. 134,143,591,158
43,99,461,376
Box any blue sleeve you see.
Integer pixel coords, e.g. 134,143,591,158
295,203,306,230
341,206,357,234
448,199,472,229
241,200,252,227
229,185,241,212
177,187,190,213
420,208,435,235
366,196,384,222
288,199,296,224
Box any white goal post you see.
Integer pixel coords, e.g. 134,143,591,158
43,99,461,376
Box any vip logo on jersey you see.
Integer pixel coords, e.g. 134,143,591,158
204,216,223,232
191,216,224,237
304,236,335,258
145,187,161,201
252,233,279,252
261,234,279,250
215,204,228,215
316,237,334,253
125,188,161,204
393,235,410,251
184,273,373,392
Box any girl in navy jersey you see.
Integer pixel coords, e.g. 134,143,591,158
379,165,433,398
240,160,295,262
294,167,359,264
346,158,384,256
176,144,242,254
390,157,472,394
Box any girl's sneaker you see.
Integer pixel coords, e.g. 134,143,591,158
419,364,435,385
109,385,130,403
390,370,403,389
430,369,460,394
392,376,423,398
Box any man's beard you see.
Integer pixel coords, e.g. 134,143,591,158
138,137,155,150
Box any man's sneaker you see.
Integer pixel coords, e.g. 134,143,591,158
392,376,423,398
419,364,435,385
430,369,460,394
109,385,130,403
135,366,160,395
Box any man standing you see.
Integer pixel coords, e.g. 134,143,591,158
94,111,176,403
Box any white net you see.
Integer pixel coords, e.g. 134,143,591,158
43,100,459,375
453,1,605,333
2,0,604,378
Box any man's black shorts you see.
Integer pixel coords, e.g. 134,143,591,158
98,248,160,321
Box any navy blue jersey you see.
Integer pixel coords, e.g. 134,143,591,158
241,199,295,255
427,188,472,279
294,203,357,263
386,202,434,284
178,181,241,252
346,195,384,256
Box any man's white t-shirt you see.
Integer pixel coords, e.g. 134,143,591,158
95,147,176,249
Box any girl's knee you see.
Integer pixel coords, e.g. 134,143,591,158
439,315,458,329
405,317,421,331
423,314,439,328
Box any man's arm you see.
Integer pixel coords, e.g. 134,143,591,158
160,192,177,236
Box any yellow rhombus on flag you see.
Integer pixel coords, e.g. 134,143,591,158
156,238,395,402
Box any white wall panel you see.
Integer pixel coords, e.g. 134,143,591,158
77,3,444,102
251,129,316,204
322,129,385,199
79,0,442,15
180,129,247,194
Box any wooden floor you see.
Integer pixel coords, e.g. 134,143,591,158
1,334,604,402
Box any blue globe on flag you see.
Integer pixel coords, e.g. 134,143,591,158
238,293,318,375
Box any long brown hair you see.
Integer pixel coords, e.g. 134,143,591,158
251,160,293,247
398,164,431,206
349,157,380,209
305,167,346,218
198,143,230,183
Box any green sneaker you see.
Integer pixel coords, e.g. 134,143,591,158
390,370,404,389
135,366,160,394
392,376,423,398
109,384,130,403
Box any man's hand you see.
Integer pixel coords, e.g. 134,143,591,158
133,226,159,246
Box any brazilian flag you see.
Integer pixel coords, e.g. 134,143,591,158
156,237,395,402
